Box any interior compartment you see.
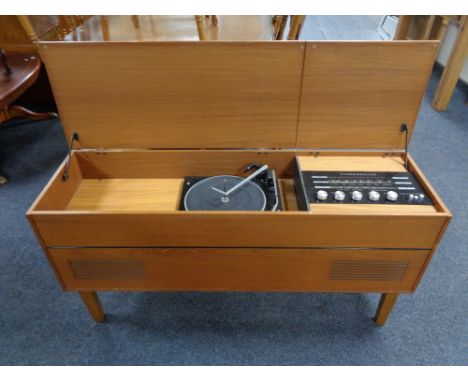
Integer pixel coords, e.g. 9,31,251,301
30,150,448,216
32,149,303,213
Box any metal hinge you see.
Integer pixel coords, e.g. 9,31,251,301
400,123,409,170
62,132,79,181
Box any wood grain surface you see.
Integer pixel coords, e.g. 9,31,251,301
49,247,429,292
297,155,407,172
39,41,305,149
297,41,438,149
66,179,184,211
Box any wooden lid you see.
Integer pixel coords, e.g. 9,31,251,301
39,41,304,149
39,40,437,150
296,41,438,149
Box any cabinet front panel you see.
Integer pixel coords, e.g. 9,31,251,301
33,212,445,249
49,247,429,292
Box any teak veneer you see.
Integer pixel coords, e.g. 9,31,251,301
28,41,451,326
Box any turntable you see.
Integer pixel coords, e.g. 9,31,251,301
180,164,281,211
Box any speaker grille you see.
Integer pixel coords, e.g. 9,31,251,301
330,260,409,281
68,259,145,280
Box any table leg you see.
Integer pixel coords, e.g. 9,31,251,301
394,15,412,40
433,17,468,111
79,292,105,322
374,293,399,326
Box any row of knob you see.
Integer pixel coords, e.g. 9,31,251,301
316,190,400,202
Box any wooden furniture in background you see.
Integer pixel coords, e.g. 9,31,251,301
56,16,274,42
433,16,468,110
194,16,218,40
274,16,306,40
0,49,56,123
27,41,451,326
100,16,141,41
0,48,57,186
99,15,219,41
0,16,90,51
395,15,468,110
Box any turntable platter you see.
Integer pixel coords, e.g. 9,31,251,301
184,175,267,211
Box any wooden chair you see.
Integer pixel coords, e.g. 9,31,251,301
273,16,306,40
16,15,90,43
100,16,217,41
395,15,468,110
100,16,140,41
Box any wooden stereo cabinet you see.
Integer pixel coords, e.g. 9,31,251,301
28,41,451,325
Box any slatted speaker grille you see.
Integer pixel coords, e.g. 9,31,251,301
330,260,409,281
68,259,145,280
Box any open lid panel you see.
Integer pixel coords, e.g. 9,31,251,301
39,40,437,150
296,41,438,149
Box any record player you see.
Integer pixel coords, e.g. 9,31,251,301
180,164,281,211
27,40,451,326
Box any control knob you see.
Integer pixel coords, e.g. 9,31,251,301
334,191,346,201
316,190,328,201
351,190,363,201
386,191,398,202
368,190,380,202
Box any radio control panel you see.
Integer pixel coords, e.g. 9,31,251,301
301,171,433,205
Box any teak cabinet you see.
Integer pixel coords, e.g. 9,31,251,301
28,41,451,326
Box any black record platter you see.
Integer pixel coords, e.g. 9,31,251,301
179,164,282,211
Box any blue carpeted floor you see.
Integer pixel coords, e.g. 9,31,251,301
1,15,467,364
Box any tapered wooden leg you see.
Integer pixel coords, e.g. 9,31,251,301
79,292,105,322
374,293,398,326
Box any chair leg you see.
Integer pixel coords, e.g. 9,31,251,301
0,105,57,124
287,15,306,40
276,15,288,40
100,16,111,41
211,16,218,27
79,292,106,322
374,293,399,326
195,16,206,40
131,15,140,28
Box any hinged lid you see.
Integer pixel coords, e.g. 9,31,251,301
39,40,437,150
296,41,438,149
